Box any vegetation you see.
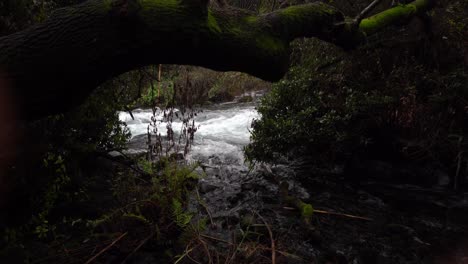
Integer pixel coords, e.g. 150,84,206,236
1,0,468,263
0,0,434,119
247,0,468,190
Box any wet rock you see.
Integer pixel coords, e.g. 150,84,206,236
271,164,293,179
355,247,394,264
199,181,217,194
385,224,416,236
361,160,394,180
220,215,240,229
228,192,245,204
237,95,254,103
332,164,345,175
241,182,255,191
435,170,450,187
358,191,386,208
262,195,278,204
305,226,322,245
258,163,275,179
447,202,468,226
318,192,332,200
130,252,159,263
321,251,347,264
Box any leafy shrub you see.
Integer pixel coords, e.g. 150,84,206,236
245,63,395,164
247,2,468,187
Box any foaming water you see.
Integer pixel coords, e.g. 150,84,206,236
119,103,310,236
118,108,184,138
118,104,259,164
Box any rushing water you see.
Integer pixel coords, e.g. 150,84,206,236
119,103,272,218
120,102,311,241
118,103,259,161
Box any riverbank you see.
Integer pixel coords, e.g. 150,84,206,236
120,101,468,263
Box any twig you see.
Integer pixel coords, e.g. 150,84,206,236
314,209,373,221
196,189,214,227
120,232,154,263
198,237,213,264
256,245,306,262
124,106,135,121
201,234,234,245
227,222,251,264
174,244,196,264
186,252,203,264
84,232,128,264
356,0,383,23
273,249,304,261
282,205,372,221
255,212,276,264
95,152,151,182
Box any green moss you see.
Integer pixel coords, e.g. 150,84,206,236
122,213,151,225
244,15,258,24
140,0,180,9
280,5,308,19
279,3,335,19
207,10,221,33
102,0,113,10
301,203,314,219
316,2,338,15
229,25,243,35
256,34,285,54
359,3,418,35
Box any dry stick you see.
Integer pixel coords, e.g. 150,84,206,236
174,244,196,264
314,209,373,221
356,0,383,23
274,249,304,262
226,223,250,264
84,232,128,264
201,234,234,245
256,245,306,262
255,212,276,264
196,189,215,227
281,206,373,221
120,232,154,264
186,253,203,264
198,237,213,264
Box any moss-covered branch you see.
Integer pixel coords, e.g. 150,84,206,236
0,0,434,119
280,182,314,224
359,0,434,35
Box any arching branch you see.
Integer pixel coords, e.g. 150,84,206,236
0,0,434,119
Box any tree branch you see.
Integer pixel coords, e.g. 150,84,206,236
0,0,434,120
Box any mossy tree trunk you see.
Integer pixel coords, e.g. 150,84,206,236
0,0,434,119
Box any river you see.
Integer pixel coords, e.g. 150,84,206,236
119,102,258,160
118,101,313,250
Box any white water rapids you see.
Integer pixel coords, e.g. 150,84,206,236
118,101,311,245
118,103,267,215
118,103,259,165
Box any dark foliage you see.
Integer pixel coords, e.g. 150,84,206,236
246,0,467,188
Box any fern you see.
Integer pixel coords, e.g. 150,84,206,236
171,199,192,228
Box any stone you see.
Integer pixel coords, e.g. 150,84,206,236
199,181,217,194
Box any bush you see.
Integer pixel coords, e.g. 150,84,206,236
246,1,468,187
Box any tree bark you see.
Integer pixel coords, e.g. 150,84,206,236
0,0,434,119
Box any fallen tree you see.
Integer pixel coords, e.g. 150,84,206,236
0,0,434,119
